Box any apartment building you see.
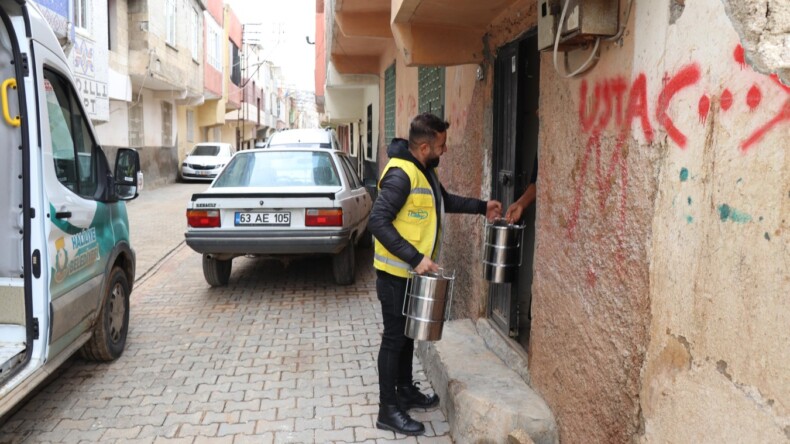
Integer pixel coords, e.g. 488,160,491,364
320,0,790,442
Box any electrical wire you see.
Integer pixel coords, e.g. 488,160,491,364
603,0,634,42
552,0,601,78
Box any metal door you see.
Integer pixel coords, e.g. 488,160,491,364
489,32,540,345
489,42,519,337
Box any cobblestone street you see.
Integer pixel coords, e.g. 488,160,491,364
0,184,451,443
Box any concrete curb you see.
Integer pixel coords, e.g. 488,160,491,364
417,319,558,444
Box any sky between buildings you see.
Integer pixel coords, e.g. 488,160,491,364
225,0,316,92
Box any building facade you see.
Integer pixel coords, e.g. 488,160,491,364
322,0,790,442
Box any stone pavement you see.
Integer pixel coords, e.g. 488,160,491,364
125,182,207,283
0,183,452,443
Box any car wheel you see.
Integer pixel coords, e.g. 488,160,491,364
332,242,356,285
80,267,130,361
203,254,232,286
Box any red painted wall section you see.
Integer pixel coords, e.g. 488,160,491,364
206,0,223,24
203,13,222,98
226,7,242,48
315,0,326,97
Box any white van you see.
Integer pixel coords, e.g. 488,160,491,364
0,1,141,418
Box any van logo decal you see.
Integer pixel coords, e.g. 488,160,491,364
54,228,100,283
408,209,428,220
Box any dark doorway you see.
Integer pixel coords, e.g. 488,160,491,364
489,31,540,351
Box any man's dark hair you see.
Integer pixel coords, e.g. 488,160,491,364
408,113,450,149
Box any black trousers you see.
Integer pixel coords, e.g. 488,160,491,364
376,270,414,405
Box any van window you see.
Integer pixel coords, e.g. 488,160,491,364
44,69,99,198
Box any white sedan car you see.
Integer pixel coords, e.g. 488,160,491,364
185,147,373,286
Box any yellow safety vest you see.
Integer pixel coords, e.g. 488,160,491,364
373,158,442,278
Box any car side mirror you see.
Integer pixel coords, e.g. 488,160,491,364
114,148,141,200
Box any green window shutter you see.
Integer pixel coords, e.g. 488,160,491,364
384,63,396,144
418,66,445,120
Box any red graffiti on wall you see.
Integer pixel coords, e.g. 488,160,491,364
720,89,733,111
657,64,701,149
746,85,762,111
568,45,790,275
567,74,654,268
397,95,418,120
407,95,417,117
698,95,710,124
448,102,468,130
734,46,790,151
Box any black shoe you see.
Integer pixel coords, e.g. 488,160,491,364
397,382,440,410
376,403,426,436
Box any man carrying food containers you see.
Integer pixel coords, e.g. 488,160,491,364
368,112,502,436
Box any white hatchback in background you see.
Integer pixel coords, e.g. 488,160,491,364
180,142,235,181
184,147,372,286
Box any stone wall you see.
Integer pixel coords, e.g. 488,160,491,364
105,145,178,190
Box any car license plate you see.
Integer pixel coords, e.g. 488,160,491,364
235,212,291,226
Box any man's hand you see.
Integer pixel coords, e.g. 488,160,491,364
414,256,439,275
505,202,524,224
505,183,536,224
486,200,503,222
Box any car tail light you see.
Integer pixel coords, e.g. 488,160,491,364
187,209,221,228
305,209,342,227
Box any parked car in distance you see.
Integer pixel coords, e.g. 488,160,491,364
264,128,341,150
184,147,372,286
180,142,235,181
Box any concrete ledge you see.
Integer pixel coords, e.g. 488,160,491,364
417,319,558,444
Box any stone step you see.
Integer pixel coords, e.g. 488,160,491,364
417,319,558,444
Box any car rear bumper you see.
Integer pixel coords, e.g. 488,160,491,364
185,228,351,255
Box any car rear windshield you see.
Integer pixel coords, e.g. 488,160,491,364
268,131,331,148
213,151,341,187
191,145,221,156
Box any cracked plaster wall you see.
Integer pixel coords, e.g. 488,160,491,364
722,0,790,85
528,0,789,442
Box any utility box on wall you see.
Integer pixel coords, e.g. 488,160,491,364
538,0,619,51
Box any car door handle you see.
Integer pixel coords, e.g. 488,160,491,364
55,211,72,219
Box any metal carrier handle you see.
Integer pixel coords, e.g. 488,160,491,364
402,267,455,321
484,217,526,231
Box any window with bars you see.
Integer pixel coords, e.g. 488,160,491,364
162,102,173,146
384,63,396,144
128,96,144,147
74,0,89,31
207,19,222,70
166,0,177,46
186,110,195,142
418,67,445,119
191,8,200,60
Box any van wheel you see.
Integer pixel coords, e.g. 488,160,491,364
80,267,130,361
203,254,232,286
332,243,355,285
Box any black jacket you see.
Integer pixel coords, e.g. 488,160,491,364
368,138,487,269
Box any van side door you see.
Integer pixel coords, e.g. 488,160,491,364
33,44,114,357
